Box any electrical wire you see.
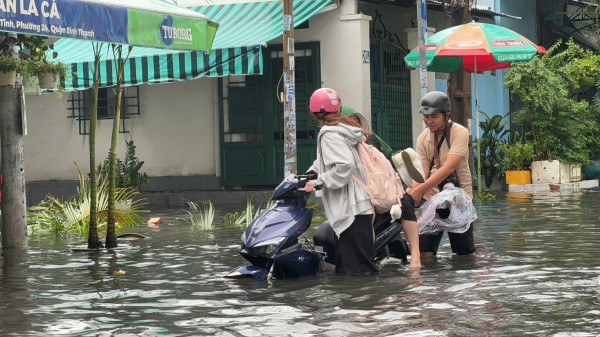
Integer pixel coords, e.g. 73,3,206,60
443,0,463,17
276,71,284,103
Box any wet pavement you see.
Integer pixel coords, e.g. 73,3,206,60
1,189,600,336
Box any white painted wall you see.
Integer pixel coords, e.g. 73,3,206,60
23,78,217,181
21,4,373,184
295,0,372,124
21,3,454,183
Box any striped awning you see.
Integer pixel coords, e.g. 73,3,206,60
56,0,332,91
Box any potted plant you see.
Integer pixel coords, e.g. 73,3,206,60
505,40,600,183
28,59,67,89
0,54,24,86
18,34,66,90
500,141,534,185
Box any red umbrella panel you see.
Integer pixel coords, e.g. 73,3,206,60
404,22,547,73
404,22,546,193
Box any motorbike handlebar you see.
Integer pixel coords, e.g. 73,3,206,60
295,173,321,190
296,172,318,180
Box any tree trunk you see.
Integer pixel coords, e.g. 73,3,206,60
0,86,27,249
87,45,103,250
106,45,129,249
448,0,474,188
106,84,121,249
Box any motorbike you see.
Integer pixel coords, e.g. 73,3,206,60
225,174,410,281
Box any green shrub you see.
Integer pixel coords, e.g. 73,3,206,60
505,39,600,164
27,59,67,79
28,166,148,238
500,141,534,171
0,54,24,73
478,111,508,188
99,140,149,190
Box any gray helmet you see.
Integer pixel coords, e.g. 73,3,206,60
418,91,451,115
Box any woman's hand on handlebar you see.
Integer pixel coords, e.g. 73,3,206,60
304,180,318,193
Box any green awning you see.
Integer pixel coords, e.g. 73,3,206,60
56,0,332,91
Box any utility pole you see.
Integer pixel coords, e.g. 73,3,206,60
282,0,296,177
416,0,428,99
449,0,472,128
448,0,476,191
0,33,28,249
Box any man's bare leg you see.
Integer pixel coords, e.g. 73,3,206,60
401,219,421,268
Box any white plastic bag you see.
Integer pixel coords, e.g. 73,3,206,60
417,187,477,235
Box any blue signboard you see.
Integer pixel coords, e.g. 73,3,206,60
0,0,128,43
0,0,218,51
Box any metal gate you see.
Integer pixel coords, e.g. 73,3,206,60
370,10,412,152
219,43,321,187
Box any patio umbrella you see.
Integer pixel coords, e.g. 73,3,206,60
404,21,546,193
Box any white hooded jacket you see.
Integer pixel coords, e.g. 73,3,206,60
308,123,373,236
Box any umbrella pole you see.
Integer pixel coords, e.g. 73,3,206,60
475,57,482,194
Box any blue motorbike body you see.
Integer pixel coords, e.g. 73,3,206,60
226,176,323,280
226,175,410,281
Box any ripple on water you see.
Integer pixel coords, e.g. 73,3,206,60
372,310,421,320
4,194,600,336
44,319,93,335
444,282,478,292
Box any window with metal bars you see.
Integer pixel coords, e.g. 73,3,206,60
67,86,141,135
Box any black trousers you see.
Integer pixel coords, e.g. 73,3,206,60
334,214,380,275
419,222,476,255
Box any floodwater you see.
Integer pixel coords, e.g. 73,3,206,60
1,189,600,336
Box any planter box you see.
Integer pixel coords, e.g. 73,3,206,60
0,70,16,86
531,160,570,184
506,170,532,185
569,165,582,182
582,161,600,180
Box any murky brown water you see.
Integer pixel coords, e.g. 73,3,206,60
1,189,600,336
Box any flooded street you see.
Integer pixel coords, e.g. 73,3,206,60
1,189,600,336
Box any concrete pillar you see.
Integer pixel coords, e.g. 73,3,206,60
0,86,28,249
318,1,372,126
405,27,436,147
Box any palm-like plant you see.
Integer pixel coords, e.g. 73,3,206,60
28,165,148,238
478,111,508,188
221,197,277,227
183,200,215,229
99,139,149,190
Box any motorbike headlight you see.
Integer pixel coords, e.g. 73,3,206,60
254,237,286,256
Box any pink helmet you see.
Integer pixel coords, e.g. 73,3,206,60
309,88,342,115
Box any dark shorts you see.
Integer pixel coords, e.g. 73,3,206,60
419,222,476,255
400,194,417,222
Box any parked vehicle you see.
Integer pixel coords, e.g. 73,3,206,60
226,174,409,281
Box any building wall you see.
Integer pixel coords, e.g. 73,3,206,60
23,78,218,182
296,0,372,124
496,0,538,43
20,2,523,201
487,0,539,138
21,4,376,204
